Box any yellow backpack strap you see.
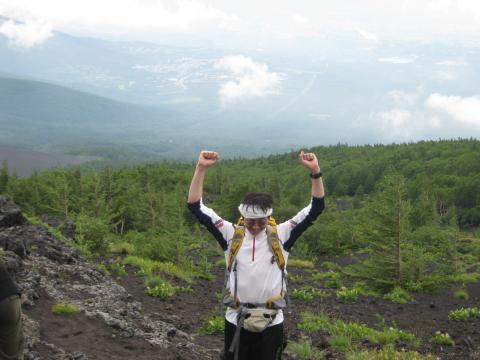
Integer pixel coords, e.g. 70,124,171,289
266,219,285,270
227,217,245,272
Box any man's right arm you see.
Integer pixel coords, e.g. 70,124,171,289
188,150,219,203
187,151,233,251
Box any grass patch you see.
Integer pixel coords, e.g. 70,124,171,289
287,338,326,360
453,289,469,300
199,314,224,335
346,344,436,360
312,271,342,289
448,307,480,321
288,258,315,269
291,286,329,301
383,287,412,304
298,311,418,347
329,335,352,351
336,287,359,302
109,261,127,276
145,276,192,299
96,263,110,275
123,255,197,283
431,331,454,346
215,258,226,268
52,303,80,316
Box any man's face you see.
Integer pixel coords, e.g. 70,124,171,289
245,217,268,236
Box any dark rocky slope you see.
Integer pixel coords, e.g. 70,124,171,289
0,196,217,360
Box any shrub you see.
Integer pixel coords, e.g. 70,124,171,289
384,287,412,304
448,307,480,321
453,289,469,300
431,331,454,346
74,213,110,255
109,262,127,277
96,263,110,275
336,287,359,302
52,303,80,316
287,338,325,360
110,241,134,255
145,276,191,299
200,315,224,335
291,286,329,301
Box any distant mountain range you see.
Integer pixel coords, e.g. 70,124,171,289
1,18,479,160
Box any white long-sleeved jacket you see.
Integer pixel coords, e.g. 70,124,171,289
188,196,325,326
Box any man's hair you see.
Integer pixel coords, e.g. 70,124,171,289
241,192,273,213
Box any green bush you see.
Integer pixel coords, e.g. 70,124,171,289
453,289,469,300
431,331,454,346
199,315,225,335
109,262,127,276
74,213,110,255
336,287,359,302
145,276,191,299
383,287,412,304
52,303,80,316
448,307,480,321
110,241,134,255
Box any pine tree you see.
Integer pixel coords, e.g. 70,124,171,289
350,174,412,290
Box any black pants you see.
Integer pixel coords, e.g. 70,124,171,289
0,295,24,360
224,320,284,360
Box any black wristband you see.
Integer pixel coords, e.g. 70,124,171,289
310,171,322,179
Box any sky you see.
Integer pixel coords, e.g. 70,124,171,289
1,0,480,49
1,0,480,144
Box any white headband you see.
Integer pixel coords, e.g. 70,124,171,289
238,204,273,219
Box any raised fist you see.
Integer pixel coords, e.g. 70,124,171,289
299,150,320,173
197,150,220,168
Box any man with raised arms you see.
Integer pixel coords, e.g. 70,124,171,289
187,150,325,360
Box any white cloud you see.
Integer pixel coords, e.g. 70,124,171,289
0,0,238,42
215,55,283,106
430,70,456,81
435,60,466,66
373,108,442,141
292,13,309,24
377,57,415,64
426,93,480,126
356,28,378,41
0,19,52,48
388,90,422,107
425,0,452,14
378,109,413,138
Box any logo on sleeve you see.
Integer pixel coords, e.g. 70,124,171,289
289,220,298,229
214,220,224,229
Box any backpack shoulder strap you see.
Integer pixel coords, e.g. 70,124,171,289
266,224,285,270
227,219,245,272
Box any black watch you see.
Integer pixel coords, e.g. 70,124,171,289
310,171,322,179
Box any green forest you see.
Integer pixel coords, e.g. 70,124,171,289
1,138,480,295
